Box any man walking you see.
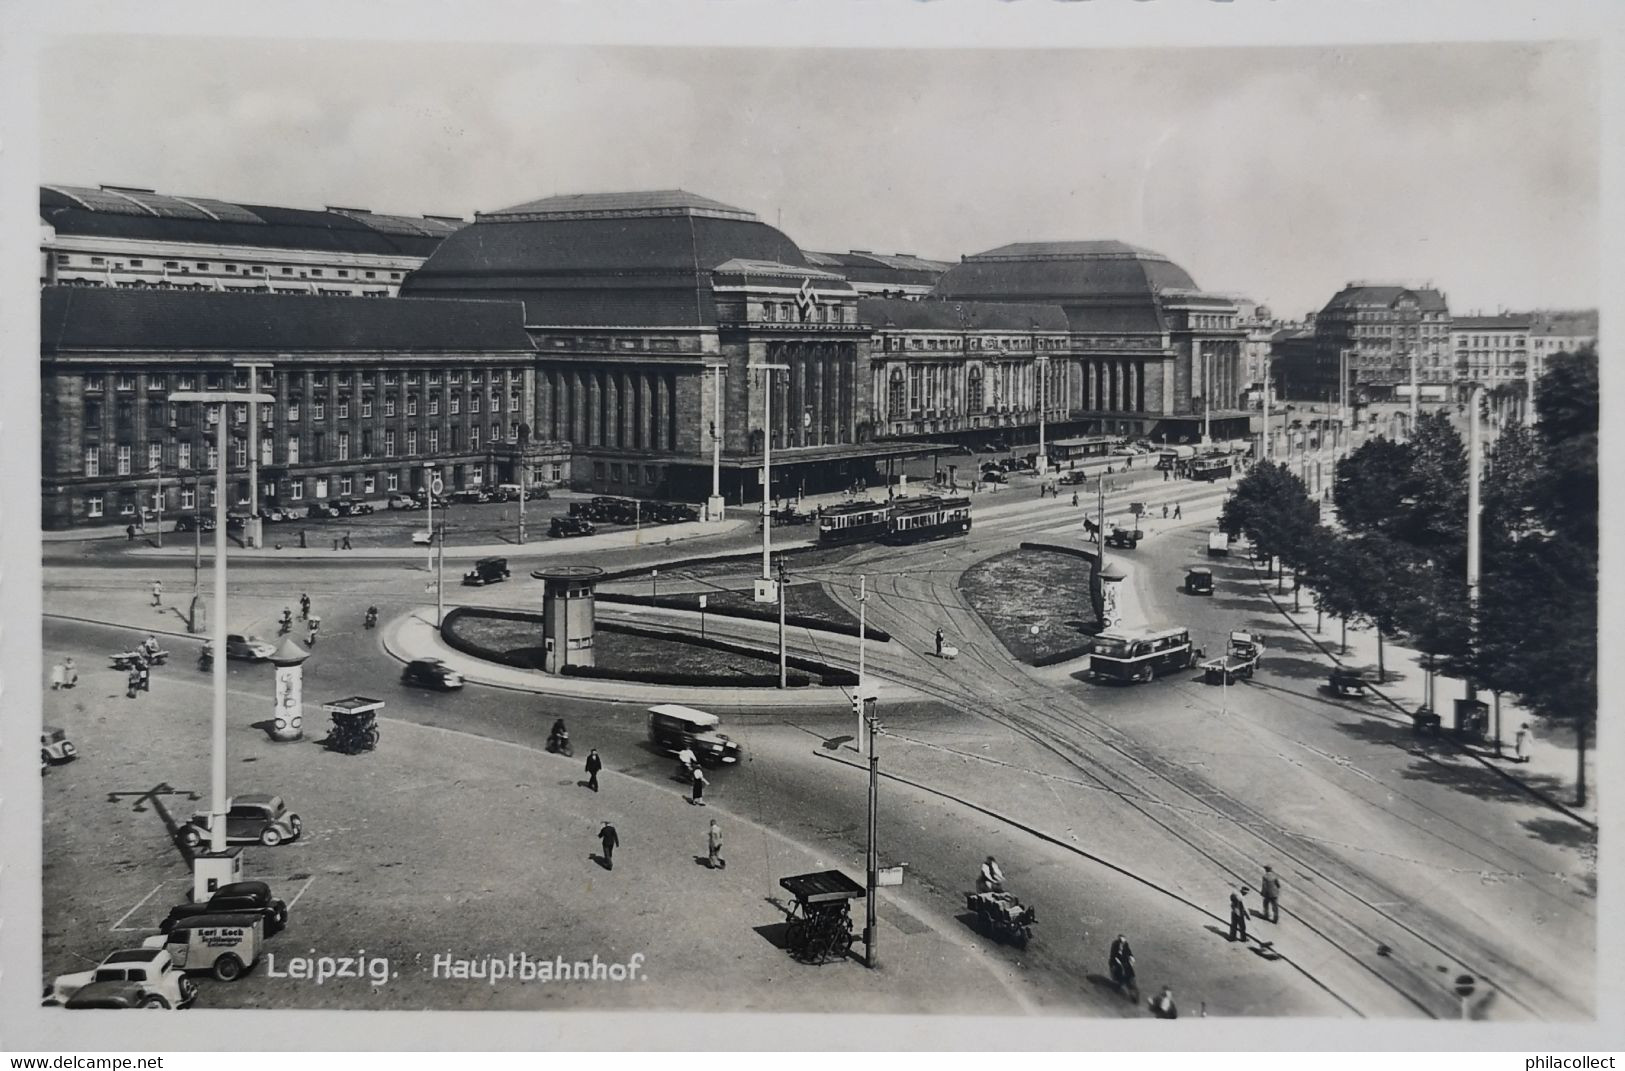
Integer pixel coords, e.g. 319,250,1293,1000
1228,887,1249,942
126,665,141,700
584,748,602,792
151,580,163,607
690,765,709,806
342,531,353,551
934,628,945,657
707,818,725,870
1173,502,1182,520
300,593,312,620
598,821,619,870
1260,866,1281,923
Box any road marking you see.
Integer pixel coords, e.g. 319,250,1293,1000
110,881,172,932
285,874,317,911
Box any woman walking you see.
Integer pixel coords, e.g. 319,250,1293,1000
690,765,709,806
707,819,725,869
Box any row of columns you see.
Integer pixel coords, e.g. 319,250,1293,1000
769,342,855,449
1079,358,1146,413
540,366,677,453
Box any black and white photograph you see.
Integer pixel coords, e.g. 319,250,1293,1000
2,0,1617,1053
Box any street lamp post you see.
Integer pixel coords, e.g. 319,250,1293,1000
1466,385,1484,705
1035,350,1049,476
233,361,272,549
1202,345,1212,445
862,692,880,969
749,362,789,603
424,462,438,572
706,363,726,522
170,389,273,898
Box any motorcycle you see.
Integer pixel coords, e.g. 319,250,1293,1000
364,607,379,630
546,730,573,757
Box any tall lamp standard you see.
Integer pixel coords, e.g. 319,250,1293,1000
705,362,727,522
749,362,789,603
169,389,273,900
1034,347,1050,476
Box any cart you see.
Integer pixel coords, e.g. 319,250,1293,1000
778,870,865,964
1327,667,1373,698
966,889,1037,948
1412,705,1443,738
321,696,384,755
1201,631,1263,685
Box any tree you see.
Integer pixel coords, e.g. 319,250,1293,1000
1220,462,1319,571
1332,437,1415,537
1390,411,1468,557
1316,532,1409,679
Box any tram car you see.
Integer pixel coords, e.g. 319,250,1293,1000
881,495,973,545
817,499,891,545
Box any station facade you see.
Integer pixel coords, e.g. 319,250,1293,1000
40,187,1253,528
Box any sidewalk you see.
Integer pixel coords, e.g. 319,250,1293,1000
1250,556,1597,825
121,517,752,561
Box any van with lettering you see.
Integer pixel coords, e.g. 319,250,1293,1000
143,914,264,982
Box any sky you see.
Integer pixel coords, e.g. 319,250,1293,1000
40,35,1599,320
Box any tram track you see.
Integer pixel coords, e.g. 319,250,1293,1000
815,533,1585,1021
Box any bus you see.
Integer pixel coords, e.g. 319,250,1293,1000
1088,626,1202,683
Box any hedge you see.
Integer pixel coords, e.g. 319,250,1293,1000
596,591,891,642
594,542,825,584
441,606,542,670
560,663,812,688
1032,643,1096,667
600,620,858,686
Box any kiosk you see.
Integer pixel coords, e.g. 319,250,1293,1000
533,565,605,673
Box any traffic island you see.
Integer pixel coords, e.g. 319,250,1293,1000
957,546,1102,665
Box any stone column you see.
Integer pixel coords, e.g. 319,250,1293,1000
793,345,808,447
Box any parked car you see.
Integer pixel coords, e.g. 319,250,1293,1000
450,488,490,505
305,502,340,520
1059,470,1090,485
161,880,288,936
41,726,77,767
174,514,217,533
462,557,511,586
258,506,293,523
401,657,464,691
387,493,422,511
178,794,302,850
549,516,597,538
143,915,263,982
334,498,374,516
524,486,550,501
980,470,1006,484
45,948,199,1008
225,512,254,530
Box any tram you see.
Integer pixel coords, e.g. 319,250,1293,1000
881,495,973,545
816,500,892,546
1189,456,1233,482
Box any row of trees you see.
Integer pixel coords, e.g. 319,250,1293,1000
1220,350,1597,804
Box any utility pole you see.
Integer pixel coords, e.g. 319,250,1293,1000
1466,385,1483,704
233,360,272,548
436,510,446,627
777,556,788,689
863,693,880,969
1262,366,1272,463
516,425,529,546
857,575,867,756
749,362,788,602
1035,349,1049,476
1202,346,1212,444
424,462,437,572
707,362,726,522
1409,344,1420,436
152,452,164,549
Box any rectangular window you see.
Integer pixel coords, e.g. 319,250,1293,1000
644,465,657,485
340,476,353,495
386,471,399,492
148,442,162,471
313,401,325,421
490,392,502,412
509,393,521,412
196,262,208,271
470,424,480,449
362,430,373,458
338,399,349,419
509,422,519,441
449,394,460,415
338,431,350,461
290,479,304,501
407,396,418,417
83,446,100,477
178,441,191,469
385,429,397,456
233,438,247,467
85,373,104,393
314,432,325,460
385,396,397,418
87,495,103,518
116,445,131,476
288,401,301,422
147,373,166,392
180,488,194,510
428,428,439,453
471,394,481,413
364,473,376,494
492,422,501,444
287,437,300,464
116,374,136,391
407,430,418,454
429,395,440,416
281,267,293,276
234,404,247,425
450,426,461,450
361,397,373,418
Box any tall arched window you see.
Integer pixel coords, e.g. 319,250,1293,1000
887,368,906,420
966,366,984,412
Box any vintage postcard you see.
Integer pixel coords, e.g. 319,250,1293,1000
2,0,1618,1052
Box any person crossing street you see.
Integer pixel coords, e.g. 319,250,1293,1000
1228,887,1249,942
597,821,619,870
1260,866,1281,923
689,765,708,806
706,818,725,870
584,748,602,792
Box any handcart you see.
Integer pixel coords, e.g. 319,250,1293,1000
321,696,384,755
778,870,865,964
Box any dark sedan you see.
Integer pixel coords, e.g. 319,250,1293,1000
161,880,287,936
401,657,465,691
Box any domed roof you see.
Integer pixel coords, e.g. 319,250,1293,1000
402,190,807,327
935,240,1198,305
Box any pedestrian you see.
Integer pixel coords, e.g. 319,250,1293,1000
1514,723,1532,764
1260,866,1281,924
342,531,352,551
585,748,602,792
1108,934,1138,1000
1071,491,1079,507
300,593,311,619
63,657,77,689
306,622,319,646
138,662,151,693
1228,887,1249,942
1174,503,1182,520
126,665,140,700
934,628,945,657
299,529,308,549
1148,986,1179,1019
690,765,708,806
598,821,619,870
151,580,163,607
1161,503,1169,519
1163,469,1170,482
50,661,65,691
707,818,725,869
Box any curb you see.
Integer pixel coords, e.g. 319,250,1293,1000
1244,558,1597,832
